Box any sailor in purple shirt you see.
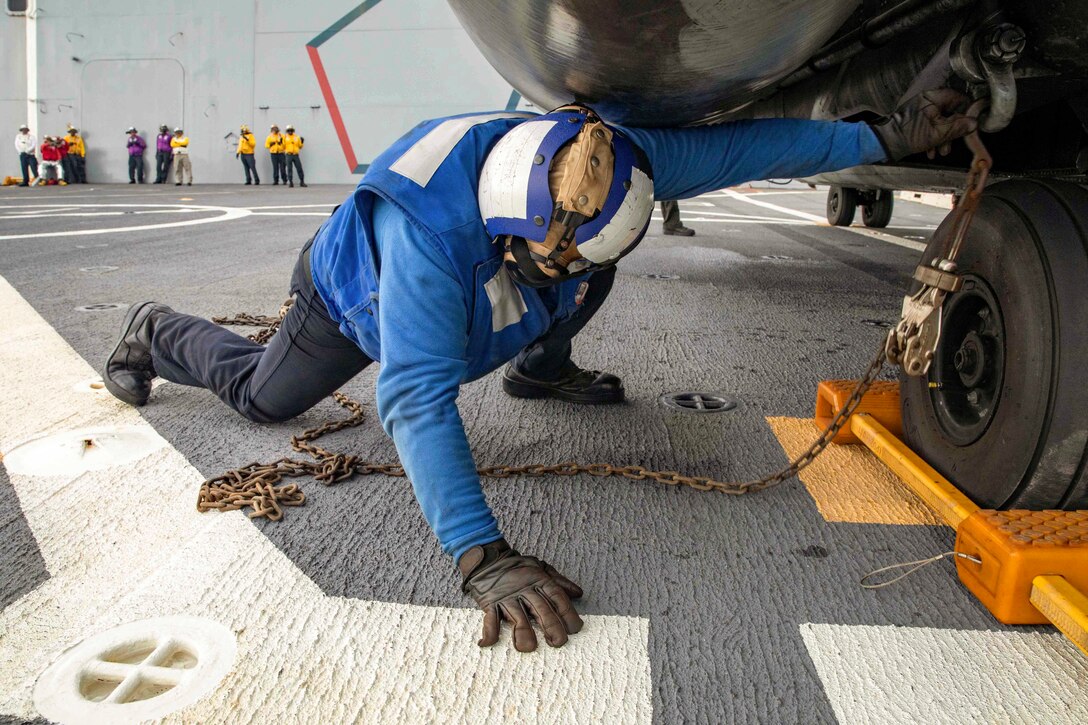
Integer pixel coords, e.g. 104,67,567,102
125,127,146,184
154,124,173,184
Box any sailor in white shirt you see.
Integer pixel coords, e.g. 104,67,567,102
14,124,38,186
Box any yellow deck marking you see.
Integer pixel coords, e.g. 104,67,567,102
767,417,942,525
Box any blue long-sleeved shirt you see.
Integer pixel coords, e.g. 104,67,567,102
315,116,887,562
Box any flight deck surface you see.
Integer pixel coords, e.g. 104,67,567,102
1,184,1085,724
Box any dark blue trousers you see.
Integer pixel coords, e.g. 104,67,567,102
128,155,145,183
271,153,286,183
512,266,615,380
286,155,304,183
155,151,172,183
150,244,614,422
19,153,37,184
240,154,259,184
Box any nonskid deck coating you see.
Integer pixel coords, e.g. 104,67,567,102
1,184,1085,723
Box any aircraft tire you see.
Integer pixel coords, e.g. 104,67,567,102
901,179,1088,509
826,185,857,226
862,191,894,228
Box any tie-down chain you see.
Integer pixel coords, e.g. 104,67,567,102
886,100,992,376
198,127,993,520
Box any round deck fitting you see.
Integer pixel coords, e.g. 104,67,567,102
75,303,127,312
3,425,165,476
34,616,236,725
660,391,738,414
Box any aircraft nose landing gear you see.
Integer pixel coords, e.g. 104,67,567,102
891,109,1088,510
901,180,1088,510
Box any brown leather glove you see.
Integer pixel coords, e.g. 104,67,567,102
459,539,584,652
870,89,978,161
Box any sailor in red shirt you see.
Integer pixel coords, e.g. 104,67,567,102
37,136,67,185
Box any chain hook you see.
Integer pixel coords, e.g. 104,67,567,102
886,103,992,377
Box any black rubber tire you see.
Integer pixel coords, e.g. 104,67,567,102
901,179,1088,509
862,191,894,228
826,186,857,226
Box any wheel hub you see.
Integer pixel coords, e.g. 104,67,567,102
953,331,987,388
929,275,1005,446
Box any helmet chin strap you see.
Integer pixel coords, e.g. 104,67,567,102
504,233,603,288
505,236,561,287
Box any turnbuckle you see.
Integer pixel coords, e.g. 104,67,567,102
887,101,992,377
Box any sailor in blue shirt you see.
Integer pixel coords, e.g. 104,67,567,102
104,94,975,653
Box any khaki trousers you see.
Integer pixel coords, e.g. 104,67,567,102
174,154,192,184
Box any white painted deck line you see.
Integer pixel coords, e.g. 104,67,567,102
0,275,652,724
801,623,1088,723
721,189,928,251
649,216,809,226
722,188,827,222
0,190,242,202
243,204,336,210
0,204,251,240
250,212,334,217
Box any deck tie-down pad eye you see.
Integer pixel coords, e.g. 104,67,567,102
660,391,738,414
34,616,237,724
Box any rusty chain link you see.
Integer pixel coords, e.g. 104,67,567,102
198,304,888,519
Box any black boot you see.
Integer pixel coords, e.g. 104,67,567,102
501,362,625,404
663,225,695,236
102,302,175,406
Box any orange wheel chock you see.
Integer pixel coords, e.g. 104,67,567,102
816,380,1088,654
955,509,1088,626
816,379,902,445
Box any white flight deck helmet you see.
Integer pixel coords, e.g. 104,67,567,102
479,104,655,288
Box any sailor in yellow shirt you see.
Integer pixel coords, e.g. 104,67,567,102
170,127,192,186
236,124,260,185
283,124,307,187
63,127,87,183
265,124,286,185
